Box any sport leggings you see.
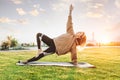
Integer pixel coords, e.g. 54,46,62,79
27,33,56,62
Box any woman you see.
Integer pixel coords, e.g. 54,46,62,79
19,4,86,65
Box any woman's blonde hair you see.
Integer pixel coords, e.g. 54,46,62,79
76,32,87,47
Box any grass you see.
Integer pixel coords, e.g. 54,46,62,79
0,47,120,80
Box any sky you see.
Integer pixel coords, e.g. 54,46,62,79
0,0,120,44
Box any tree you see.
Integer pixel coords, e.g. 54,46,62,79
1,36,12,50
1,41,10,50
10,38,18,47
0,36,18,50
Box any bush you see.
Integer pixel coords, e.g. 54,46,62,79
1,41,10,50
86,43,95,46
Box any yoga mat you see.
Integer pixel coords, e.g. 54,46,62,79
16,61,96,68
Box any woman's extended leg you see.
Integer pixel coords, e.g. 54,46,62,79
22,47,56,64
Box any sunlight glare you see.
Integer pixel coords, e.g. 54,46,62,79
76,46,85,52
97,35,110,44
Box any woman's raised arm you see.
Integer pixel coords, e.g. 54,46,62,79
66,4,74,34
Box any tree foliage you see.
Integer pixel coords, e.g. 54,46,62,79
1,36,18,50
10,38,18,47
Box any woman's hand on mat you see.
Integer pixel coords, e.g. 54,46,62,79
36,49,43,56
38,49,42,54
71,61,78,65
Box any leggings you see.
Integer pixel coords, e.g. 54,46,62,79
36,33,56,53
27,33,56,62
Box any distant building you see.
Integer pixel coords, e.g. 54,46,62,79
86,32,97,46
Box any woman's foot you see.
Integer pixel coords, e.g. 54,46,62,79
18,60,28,64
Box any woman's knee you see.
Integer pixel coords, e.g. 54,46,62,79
36,33,42,37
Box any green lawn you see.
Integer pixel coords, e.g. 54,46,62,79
0,47,120,80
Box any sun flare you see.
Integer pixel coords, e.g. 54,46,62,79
97,35,110,44
101,38,110,44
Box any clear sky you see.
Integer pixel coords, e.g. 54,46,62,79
0,0,120,44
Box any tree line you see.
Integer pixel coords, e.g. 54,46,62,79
0,36,35,50
86,42,120,46
1,36,120,50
